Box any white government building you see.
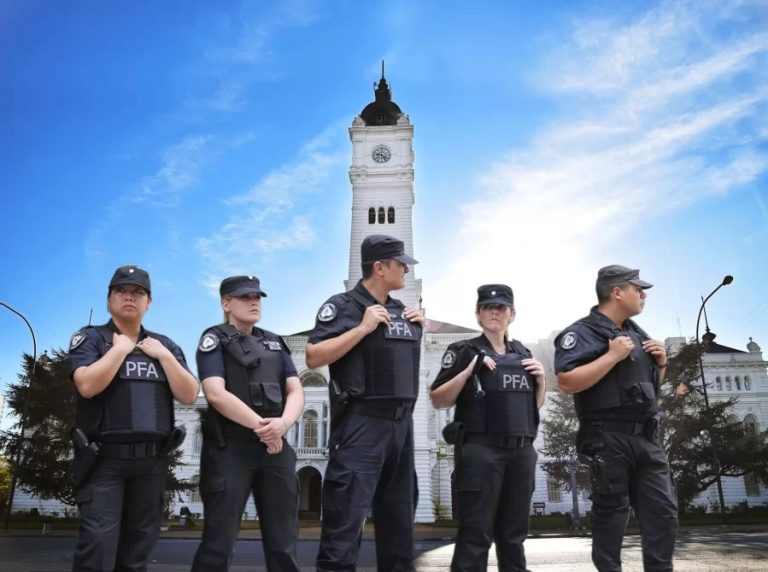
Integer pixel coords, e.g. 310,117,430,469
13,72,768,520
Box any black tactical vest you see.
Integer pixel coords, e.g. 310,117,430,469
349,291,422,401
212,325,286,440
574,324,659,420
456,341,537,437
76,326,174,443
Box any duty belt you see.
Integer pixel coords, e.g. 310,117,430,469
348,400,413,420
99,441,162,459
585,420,645,436
465,433,534,449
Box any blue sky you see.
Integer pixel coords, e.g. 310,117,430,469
1,0,767,415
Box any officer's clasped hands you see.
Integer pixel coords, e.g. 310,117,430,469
254,417,287,454
403,306,425,326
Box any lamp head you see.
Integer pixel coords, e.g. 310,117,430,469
722,275,733,285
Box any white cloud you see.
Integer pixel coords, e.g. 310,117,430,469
133,136,213,207
195,122,347,294
422,0,768,341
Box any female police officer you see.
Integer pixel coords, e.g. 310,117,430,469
430,284,546,572
68,265,199,571
191,275,304,572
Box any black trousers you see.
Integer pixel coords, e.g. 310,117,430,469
579,428,678,572
451,441,537,572
191,438,300,572
316,412,416,572
72,455,168,572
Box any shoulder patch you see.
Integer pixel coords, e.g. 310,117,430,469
441,349,457,369
317,302,338,323
198,332,220,353
560,331,578,350
69,331,87,351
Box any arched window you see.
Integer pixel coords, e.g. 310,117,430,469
303,410,318,448
300,370,327,387
744,414,759,437
378,207,385,224
190,474,201,503
745,375,752,390
192,427,203,458
387,207,395,224
715,376,723,391
368,207,376,224
725,376,732,391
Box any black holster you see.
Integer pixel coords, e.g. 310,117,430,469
443,421,465,470
70,428,100,487
329,379,349,432
643,412,663,443
159,426,187,455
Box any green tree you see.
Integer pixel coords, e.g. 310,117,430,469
660,342,768,511
538,391,590,492
0,351,77,505
0,457,11,514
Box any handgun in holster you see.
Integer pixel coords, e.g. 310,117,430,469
159,426,187,456
329,379,349,432
442,421,465,470
643,412,664,443
70,427,100,488
203,409,227,449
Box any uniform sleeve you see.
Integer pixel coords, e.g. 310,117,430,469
554,325,604,374
307,295,356,344
275,334,299,378
196,330,226,380
68,328,103,376
430,342,475,390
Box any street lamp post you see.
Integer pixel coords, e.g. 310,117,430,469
0,301,38,531
694,275,732,525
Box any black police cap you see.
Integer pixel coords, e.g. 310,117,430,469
361,234,418,265
477,284,514,307
109,265,151,294
219,275,268,298
596,265,653,289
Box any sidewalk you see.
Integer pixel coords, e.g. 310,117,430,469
3,521,767,541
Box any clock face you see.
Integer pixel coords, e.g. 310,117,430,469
371,145,391,164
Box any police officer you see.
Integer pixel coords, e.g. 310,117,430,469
554,265,677,572
68,265,199,571
192,275,303,572
430,284,545,572
306,234,425,572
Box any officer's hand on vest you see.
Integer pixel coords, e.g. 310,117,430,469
521,358,545,381
403,307,425,327
112,333,136,356
607,335,634,362
136,336,172,360
359,305,391,334
642,339,667,366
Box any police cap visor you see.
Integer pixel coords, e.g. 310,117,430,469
109,265,151,294
597,265,653,289
220,275,268,298
361,234,418,265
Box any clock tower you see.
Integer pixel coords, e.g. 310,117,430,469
344,65,422,310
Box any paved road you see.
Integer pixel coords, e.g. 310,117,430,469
0,531,765,571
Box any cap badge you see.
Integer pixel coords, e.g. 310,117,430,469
560,331,578,350
199,333,220,352
491,290,496,296
317,302,337,322
128,268,134,274
441,350,456,369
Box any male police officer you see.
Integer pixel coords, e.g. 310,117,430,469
554,265,677,572
306,234,425,572
69,265,199,572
